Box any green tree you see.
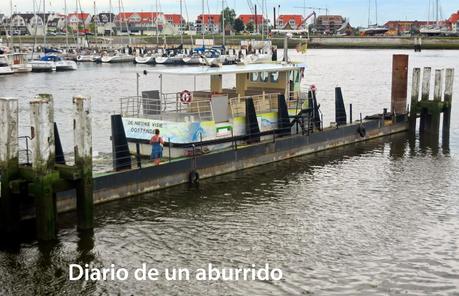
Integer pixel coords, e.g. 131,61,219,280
221,7,236,30
233,18,244,33
246,20,254,33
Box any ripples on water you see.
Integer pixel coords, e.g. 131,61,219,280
1,49,459,295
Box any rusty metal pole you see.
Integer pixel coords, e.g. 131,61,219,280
391,55,409,117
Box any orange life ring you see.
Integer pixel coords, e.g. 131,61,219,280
180,90,192,104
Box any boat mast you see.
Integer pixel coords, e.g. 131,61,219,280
94,0,98,47
221,0,225,47
375,0,378,26
367,0,371,27
201,0,204,47
155,0,159,45
43,0,47,47
64,0,69,48
109,0,112,48
9,0,13,48
180,0,183,45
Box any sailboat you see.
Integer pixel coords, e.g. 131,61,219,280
0,54,14,75
6,53,33,73
360,0,388,36
420,0,449,36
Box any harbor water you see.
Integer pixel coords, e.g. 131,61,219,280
1,49,459,295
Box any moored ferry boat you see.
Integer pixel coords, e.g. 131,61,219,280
120,62,311,158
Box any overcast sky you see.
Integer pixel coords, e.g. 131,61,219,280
0,0,457,27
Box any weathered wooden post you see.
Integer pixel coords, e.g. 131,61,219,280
421,67,432,101
429,69,444,131
419,67,432,132
0,98,20,235
443,69,454,133
409,68,421,130
29,94,59,241
73,96,94,230
391,55,409,116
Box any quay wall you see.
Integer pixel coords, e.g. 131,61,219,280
9,36,459,50
49,120,408,215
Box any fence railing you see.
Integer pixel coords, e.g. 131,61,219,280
120,91,214,122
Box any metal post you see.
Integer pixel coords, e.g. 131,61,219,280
0,98,20,235
349,103,353,123
73,95,94,231
391,55,409,115
168,137,171,162
30,94,58,241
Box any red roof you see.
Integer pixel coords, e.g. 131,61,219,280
117,12,161,24
67,12,90,21
277,15,304,28
197,14,221,24
238,14,264,25
164,14,184,25
449,11,459,23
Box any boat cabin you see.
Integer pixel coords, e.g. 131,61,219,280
120,62,308,156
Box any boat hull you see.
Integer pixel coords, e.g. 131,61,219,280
134,56,156,64
101,55,135,63
30,61,56,72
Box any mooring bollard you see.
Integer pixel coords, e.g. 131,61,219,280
73,96,94,231
30,94,59,241
0,98,20,235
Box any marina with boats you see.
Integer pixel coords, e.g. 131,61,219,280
1,1,459,295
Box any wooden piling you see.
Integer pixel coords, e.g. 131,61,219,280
73,96,94,231
429,70,443,131
29,94,58,241
443,69,455,132
409,68,421,129
421,67,432,101
391,55,409,115
0,98,20,235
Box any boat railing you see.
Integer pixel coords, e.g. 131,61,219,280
229,92,280,117
120,93,214,122
287,91,308,112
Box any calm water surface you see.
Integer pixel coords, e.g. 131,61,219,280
1,49,459,295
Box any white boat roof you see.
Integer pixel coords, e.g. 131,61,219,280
144,62,306,76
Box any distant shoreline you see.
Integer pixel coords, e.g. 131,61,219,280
5,35,459,50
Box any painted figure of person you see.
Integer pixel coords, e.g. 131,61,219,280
150,129,164,165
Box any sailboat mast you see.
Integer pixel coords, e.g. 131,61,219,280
155,0,159,45
222,0,225,46
435,0,439,24
201,0,204,46
367,0,371,27
180,0,183,45
9,0,13,47
94,0,98,45
64,0,69,48
43,0,47,46
375,0,378,25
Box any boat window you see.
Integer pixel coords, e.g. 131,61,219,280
289,71,294,81
270,72,279,83
250,72,259,82
295,71,301,83
261,72,269,82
